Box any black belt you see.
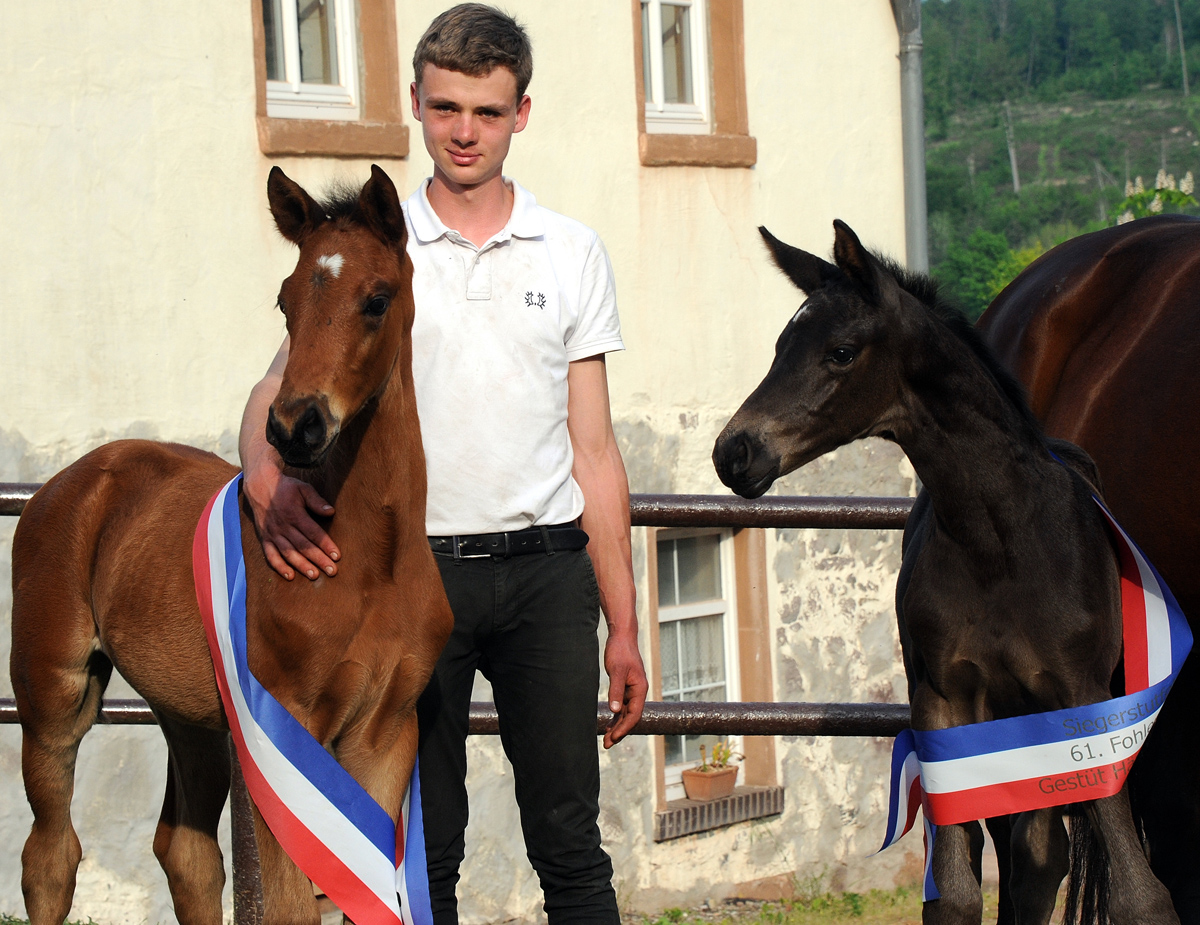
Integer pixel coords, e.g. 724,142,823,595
428,523,589,559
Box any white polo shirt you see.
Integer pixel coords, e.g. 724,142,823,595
403,179,625,536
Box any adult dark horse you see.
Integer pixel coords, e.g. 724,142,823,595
979,214,1200,923
10,166,453,924
712,221,1178,924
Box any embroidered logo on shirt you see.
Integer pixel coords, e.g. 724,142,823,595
525,291,546,310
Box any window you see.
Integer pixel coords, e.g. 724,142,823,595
252,0,409,158
656,531,739,799
647,527,780,838
631,0,756,167
641,0,711,134
263,0,360,120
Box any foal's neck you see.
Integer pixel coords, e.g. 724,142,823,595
308,346,426,560
897,320,1060,555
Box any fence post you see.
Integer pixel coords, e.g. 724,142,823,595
230,753,264,925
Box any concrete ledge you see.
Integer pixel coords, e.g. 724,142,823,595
256,117,409,158
653,785,784,841
638,132,757,168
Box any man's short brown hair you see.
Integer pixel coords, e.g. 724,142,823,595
413,4,533,99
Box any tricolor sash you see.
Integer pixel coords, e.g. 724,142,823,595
193,475,432,925
877,495,1192,901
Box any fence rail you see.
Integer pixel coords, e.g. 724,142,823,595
0,483,916,735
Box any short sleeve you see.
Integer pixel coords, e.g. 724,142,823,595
565,233,625,361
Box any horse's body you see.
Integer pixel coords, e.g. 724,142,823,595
712,221,1177,924
10,166,453,924
979,214,1200,922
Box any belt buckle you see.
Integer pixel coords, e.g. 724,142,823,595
454,535,492,559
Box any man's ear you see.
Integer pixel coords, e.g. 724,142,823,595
514,94,532,133
268,167,325,246
410,81,423,122
759,227,838,294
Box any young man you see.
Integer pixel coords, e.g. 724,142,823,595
238,5,647,923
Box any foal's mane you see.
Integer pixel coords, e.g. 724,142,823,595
318,180,375,229
875,253,1044,438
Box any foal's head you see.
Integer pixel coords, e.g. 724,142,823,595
265,165,412,468
713,221,924,498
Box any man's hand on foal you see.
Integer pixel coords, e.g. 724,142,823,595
242,457,340,581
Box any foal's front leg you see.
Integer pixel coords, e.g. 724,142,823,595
925,820,986,925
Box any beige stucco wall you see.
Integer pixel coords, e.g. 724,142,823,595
0,1,917,922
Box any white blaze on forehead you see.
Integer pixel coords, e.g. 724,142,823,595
790,299,813,323
316,253,344,277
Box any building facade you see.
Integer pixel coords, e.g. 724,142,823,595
0,2,921,920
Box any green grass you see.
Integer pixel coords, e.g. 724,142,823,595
628,886,1004,925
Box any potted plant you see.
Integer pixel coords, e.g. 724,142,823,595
680,741,741,802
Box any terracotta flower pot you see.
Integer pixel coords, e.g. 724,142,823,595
681,765,738,802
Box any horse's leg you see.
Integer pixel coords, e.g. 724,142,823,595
1007,809,1068,925
985,816,1015,925
1084,790,1179,925
925,821,986,925
153,720,231,924
11,590,111,925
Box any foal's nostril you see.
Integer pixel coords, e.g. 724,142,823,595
299,405,327,448
731,435,752,476
265,407,289,450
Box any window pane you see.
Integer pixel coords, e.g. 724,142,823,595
675,534,721,604
660,620,680,696
661,3,693,105
679,613,725,691
263,0,286,81
641,2,653,103
656,537,677,607
665,734,683,766
297,0,339,85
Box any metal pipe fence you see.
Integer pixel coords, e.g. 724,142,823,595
0,482,915,922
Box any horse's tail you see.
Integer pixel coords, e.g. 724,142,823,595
1063,804,1111,925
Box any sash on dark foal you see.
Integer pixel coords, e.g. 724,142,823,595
712,221,1177,925
10,165,453,924
979,215,1200,924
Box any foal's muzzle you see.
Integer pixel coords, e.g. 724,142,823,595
712,426,780,499
267,398,339,468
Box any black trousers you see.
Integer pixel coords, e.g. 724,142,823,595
416,548,620,925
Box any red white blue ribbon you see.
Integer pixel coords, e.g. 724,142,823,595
877,494,1193,901
193,475,432,925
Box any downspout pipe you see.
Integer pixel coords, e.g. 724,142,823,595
891,0,929,272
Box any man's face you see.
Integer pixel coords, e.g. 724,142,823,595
411,64,531,191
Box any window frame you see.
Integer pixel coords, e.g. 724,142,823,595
251,0,409,158
655,528,741,799
264,0,361,121
631,0,756,167
641,0,712,135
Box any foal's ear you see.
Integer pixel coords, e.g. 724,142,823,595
267,167,325,246
758,227,837,294
358,164,406,249
832,219,898,306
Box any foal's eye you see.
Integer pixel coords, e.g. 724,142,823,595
828,346,857,365
363,295,390,317
276,298,286,315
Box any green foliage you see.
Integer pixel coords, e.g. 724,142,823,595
923,0,1200,116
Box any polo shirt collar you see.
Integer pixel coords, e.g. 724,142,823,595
407,177,544,245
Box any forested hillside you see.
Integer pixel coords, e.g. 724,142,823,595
923,0,1200,316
